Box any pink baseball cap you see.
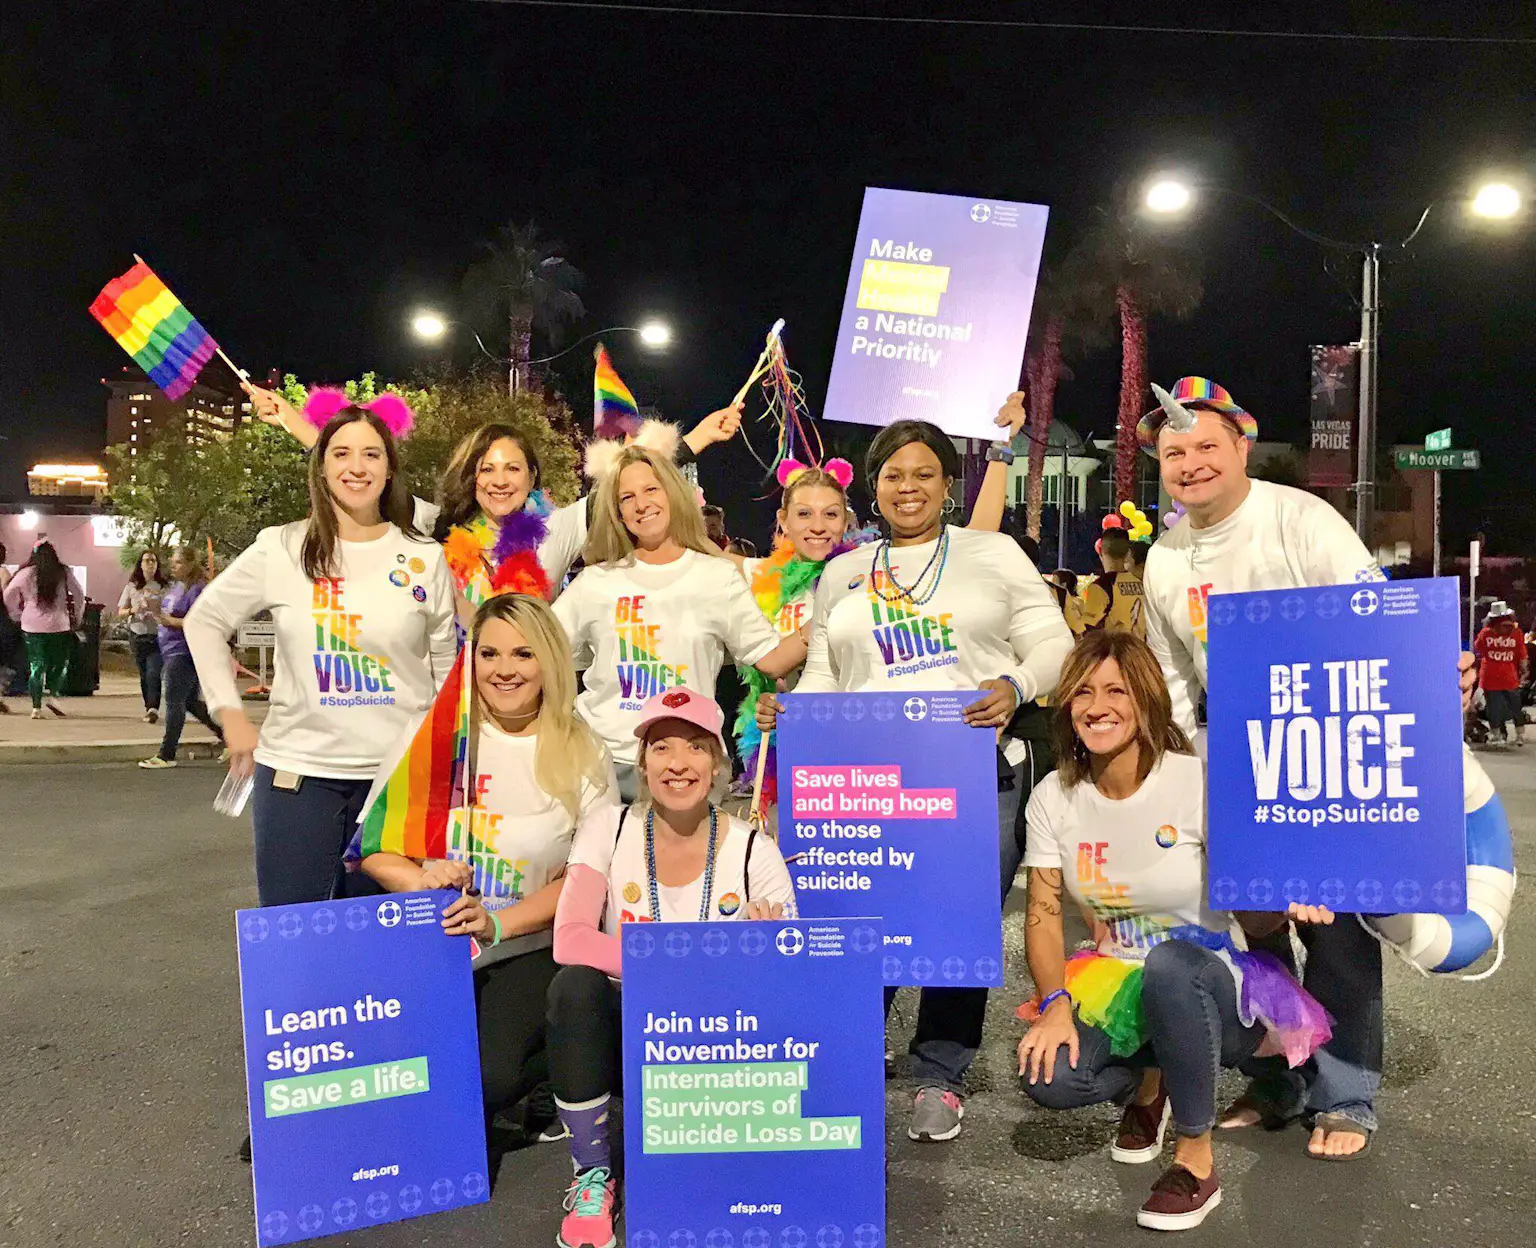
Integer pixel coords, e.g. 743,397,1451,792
632,687,728,754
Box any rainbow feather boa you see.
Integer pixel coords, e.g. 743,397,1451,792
441,490,555,607
1019,927,1333,1068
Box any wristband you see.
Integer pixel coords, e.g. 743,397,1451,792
1038,988,1072,1016
1001,674,1027,706
985,442,1015,465
488,911,504,948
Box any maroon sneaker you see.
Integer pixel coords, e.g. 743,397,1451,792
1110,1083,1170,1164
1136,1163,1222,1231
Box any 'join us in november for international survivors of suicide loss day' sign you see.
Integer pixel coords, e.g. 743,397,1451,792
622,917,886,1248
236,892,487,1246
776,691,1004,987
823,186,1049,442
1205,577,1468,914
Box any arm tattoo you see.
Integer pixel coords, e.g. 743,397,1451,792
1026,867,1063,927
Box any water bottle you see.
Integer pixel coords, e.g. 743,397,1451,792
214,767,254,818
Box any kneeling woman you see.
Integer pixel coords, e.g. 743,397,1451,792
357,594,616,1127
546,687,796,1248
1017,631,1331,1233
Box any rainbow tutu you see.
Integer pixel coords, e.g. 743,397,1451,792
1020,927,1332,1067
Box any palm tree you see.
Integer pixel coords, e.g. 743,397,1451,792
1075,207,1202,503
463,221,586,394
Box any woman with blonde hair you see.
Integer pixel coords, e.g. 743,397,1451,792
355,592,617,1135
1017,629,1331,1232
555,445,808,800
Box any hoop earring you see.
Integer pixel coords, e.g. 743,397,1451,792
941,497,958,516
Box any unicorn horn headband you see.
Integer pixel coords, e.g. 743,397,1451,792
301,387,416,439
1150,383,1198,434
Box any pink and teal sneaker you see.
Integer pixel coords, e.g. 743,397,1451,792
558,1167,617,1248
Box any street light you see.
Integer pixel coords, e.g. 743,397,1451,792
410,311,448,340
637,321,672,348
1139,172,1523,544
409,312,674,394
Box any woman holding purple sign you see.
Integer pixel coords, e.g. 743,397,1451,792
756,418,1074,1143
1017,630,1332,1231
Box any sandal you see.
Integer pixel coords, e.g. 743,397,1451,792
1306,1112,1373,1161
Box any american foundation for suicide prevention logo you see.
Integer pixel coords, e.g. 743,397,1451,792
376,900,402,928
1351,589,1380,617
775,927,805,956
902,697,928,722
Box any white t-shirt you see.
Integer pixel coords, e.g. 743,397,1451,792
554,550,781,764
185,522,458,779
450,720,619,962
414,495,588,600
740,557,816,638
567,804,797,933
117,581,166,635
797,526,1074,764
1023,753,1228,959
1144,480,1383,737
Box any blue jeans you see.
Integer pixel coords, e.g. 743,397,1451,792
131,634,162,711
158,653,221,761
251,765,381,906
886,751,1046,1094
1250,917,1383,1130
1021,938,1294,1136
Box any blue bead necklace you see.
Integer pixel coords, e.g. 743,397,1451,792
646,804,720,922
873,525,950,608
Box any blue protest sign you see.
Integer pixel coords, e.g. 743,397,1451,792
235,893,487,1245
621,918,885,1248
1206,577,1467,914
776,691,1003,987
823,186,1049,442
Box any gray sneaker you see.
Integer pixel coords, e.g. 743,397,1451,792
907,1086,964,1142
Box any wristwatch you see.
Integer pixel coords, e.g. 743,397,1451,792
985,443,1015,465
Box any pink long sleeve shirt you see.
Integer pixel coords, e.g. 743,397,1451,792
2,566,84,633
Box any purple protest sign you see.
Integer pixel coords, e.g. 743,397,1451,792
823,187,1049,441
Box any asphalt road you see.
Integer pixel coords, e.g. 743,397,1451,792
3,753,1532,1248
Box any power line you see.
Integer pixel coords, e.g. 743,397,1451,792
475,1,1536,45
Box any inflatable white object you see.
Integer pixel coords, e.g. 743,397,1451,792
1369,749,1516,973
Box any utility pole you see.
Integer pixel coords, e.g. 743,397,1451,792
1354,244,1381,546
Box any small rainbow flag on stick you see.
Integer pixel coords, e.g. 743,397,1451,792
355,651,472,861
89,258,231,400
593,342,640,440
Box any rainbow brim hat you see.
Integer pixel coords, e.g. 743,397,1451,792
1136,376,1258,455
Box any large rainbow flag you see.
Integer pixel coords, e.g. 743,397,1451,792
89,260,221,400
355,651,472,861
594,342,640,440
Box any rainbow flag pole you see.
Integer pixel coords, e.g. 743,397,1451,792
90,256,246,399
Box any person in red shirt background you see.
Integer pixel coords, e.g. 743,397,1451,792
1474,601,1528,746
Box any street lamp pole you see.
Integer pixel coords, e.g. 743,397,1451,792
1355,243,1381,541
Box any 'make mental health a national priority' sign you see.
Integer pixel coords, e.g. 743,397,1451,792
621,918,885,1248
236,893,487,1246
823,186,1049,442
776,691,1004,987
1205,577,1467,914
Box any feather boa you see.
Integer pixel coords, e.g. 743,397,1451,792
442,490,555,606
732,536,862,807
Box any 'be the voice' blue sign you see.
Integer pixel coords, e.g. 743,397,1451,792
1206,578,1466,914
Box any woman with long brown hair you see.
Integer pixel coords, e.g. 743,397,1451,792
185,396,457,907
3,540,84,719
1017,630,1331,1232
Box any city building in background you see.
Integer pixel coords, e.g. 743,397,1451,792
26,463,109,500
103,364,250,453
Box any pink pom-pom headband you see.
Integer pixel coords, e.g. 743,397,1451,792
301,387,415,440
776,457,854,492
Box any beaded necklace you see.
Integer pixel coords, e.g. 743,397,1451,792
645,804,720,922
872,524,950,607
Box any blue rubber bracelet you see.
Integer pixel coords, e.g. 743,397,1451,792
1002,675,1027,706
1038,988,1071,1015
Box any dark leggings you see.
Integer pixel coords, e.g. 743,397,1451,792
158,654,222,761
1021,938,1284,1136
547,964,624,1104
250,765,381,906
476,947,559,1120
131,634,162,710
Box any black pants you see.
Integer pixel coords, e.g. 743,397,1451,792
885,743,1054,1092
250,765,381,906
547,964,624,1104
477,947,560,1119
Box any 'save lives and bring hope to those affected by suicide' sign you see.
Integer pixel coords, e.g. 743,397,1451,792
622,917,885,1248
776,691,1004,987
1206,577,1467,914
236,892,487,1246
823,186,1049,442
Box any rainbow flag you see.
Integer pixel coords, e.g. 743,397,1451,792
89,261,220,400
355,651,471,861
594,342,640,440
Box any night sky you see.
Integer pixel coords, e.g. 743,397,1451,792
5,2,1535,551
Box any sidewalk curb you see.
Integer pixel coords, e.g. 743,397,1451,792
0,740,226,765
